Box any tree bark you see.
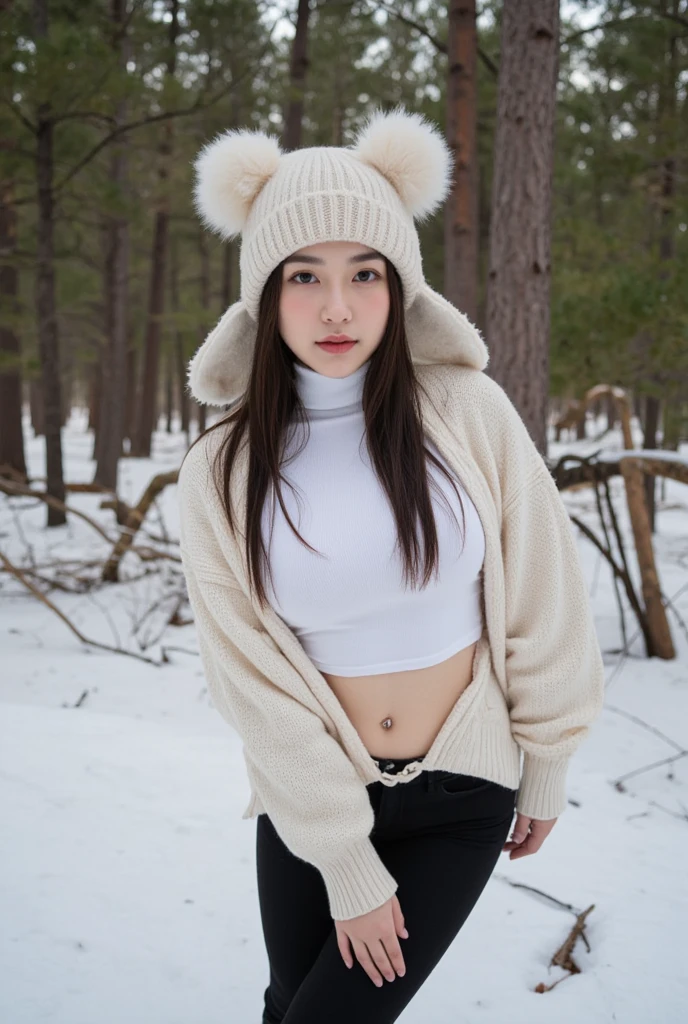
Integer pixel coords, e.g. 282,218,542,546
643,395,660,533
170,234,189,438
29,376,44,437
444,0,479,324
125,344,136,447
33,0,66,523
165,342,173,433
93,0,132,489
130,0,178,457
485,0,560,457
620,457,675,660
0,176,27,479
88,361,100,434
282,0,310,151
644,0,681,533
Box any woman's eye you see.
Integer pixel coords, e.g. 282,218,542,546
290,270,380,285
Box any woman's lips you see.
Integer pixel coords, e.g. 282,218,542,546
315,340,357,354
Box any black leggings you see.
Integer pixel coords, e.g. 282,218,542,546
256,754,517,1023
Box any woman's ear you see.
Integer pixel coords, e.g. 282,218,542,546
350,105,454,223
192,127,283,241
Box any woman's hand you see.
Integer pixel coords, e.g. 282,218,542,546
334,893,409,987
503,812,557,859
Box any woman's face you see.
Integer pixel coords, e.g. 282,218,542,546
278,240,390,377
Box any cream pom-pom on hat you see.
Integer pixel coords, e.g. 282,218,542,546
188,105,488,406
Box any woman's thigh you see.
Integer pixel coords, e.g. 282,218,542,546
255,812,333,1024
257,774,516,1024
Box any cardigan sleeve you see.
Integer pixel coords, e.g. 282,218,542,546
501,463,606,820
177,453,398,922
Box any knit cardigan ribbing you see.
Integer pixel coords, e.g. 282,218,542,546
177,363,605,922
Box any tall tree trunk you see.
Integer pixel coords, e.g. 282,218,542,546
644,0,680,533
61,365,71,426
170,234,189,438
282,0,310,151
33,0,66,523
444,0,479,323
606,393,617,432
332,96,344,147
124,345,136,449
88,361,101,434
633,392,642,422
643,396,660,533
165,342,173,432
131,0,178,457
92,338,105,461
29,376,44,437
94,0,132,489
485,0,560,457
0,177,27,479
576,409,586,440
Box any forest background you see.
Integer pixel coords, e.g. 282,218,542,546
1,0,687,515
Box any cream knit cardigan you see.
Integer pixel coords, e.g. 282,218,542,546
177,363,605,921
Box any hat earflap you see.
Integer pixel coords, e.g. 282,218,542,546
350,105,453,222
192,128,282,240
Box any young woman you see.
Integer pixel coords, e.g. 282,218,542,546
178,107,605,1023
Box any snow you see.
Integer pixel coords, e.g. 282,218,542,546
2,408,687,1023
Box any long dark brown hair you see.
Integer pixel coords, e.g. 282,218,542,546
184,255,466,610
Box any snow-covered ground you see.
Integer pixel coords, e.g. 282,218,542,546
1,408,686,1024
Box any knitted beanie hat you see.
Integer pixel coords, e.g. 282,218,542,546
187,106,488,406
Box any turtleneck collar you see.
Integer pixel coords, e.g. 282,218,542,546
293,357,369,413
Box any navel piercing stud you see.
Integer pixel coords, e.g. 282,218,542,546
380,717,393,729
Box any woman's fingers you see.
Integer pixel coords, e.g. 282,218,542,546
349,932,406,987
391,893,408,941
336,930,353,969
335,896,408,985
503,811,531,848
503,816,558,859
350,937,388,987
379,932,407,979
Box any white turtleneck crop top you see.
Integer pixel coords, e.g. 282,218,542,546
260,357,486,676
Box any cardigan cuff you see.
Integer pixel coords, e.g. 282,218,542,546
317,837,399,921
516,753,570,820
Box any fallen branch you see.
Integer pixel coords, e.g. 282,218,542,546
102,470,179,582
129,544,182,564
0,564,88,594
535,904,596,992
605,702,687,755
499,878,578,913
647,799,688,823
99,496,135,526
0,548,160,665
551,450,688,492
0,478,115,544
497,876,597,992
613,750,688,790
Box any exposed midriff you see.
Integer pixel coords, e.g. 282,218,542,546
321,639,479,759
